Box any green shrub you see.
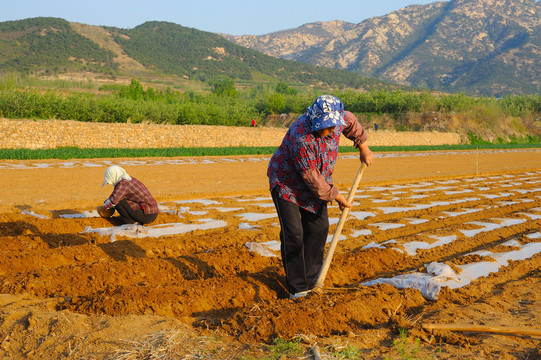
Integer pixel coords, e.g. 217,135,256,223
0,84,539,132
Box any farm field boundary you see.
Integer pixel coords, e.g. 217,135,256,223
1,118,461,149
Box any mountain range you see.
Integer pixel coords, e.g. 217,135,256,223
0,18,394,92
225,0,541,96
0,0,539,96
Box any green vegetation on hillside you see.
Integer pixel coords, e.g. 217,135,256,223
0,17,396,91
0,17,117,75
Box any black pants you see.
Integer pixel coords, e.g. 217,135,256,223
271,187,329,294
115,199,157,225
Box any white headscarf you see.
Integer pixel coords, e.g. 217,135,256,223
102,165,132,187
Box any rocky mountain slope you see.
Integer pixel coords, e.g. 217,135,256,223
224,0,541,96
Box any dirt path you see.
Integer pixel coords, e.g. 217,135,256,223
0,149,540,359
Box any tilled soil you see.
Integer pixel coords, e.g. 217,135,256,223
0,149,540,359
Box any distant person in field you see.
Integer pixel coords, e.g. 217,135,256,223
99,165,159,225
251,118,256,127
267,95,374,299
374,123,379,131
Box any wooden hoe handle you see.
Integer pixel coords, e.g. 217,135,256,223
314,162,367,290
422,323,541,337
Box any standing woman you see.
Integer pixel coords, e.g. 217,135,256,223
100,165,159,225
267,95,374,299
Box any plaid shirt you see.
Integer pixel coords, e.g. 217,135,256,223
268,111,367,213
106,177,159,214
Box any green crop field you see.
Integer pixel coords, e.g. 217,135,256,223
1,143,540,160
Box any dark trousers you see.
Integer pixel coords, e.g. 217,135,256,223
271,188,329,294
115,199,157,225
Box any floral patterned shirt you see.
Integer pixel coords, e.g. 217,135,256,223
267,111,367,213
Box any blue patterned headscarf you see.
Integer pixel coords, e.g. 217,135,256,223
307,95,346,132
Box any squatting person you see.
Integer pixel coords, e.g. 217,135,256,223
100,165,159,225
267,95,374,299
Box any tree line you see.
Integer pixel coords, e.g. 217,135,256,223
0,78,539,129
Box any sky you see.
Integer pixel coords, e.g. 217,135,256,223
1,0,443,36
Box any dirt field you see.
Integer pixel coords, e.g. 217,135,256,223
0,149,540,359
